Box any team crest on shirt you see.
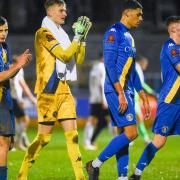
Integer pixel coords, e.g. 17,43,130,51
162,126,169,133
107,34,115,43
171,49,178,57
126,113,133,121
46,34,55,42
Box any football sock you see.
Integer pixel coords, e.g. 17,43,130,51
138,122,150,142
136,142,158,173
17,134,51,179
98,133,130,162
65,130,85,180
84,122,94,145
118,177,128,180
92,158,103,168
0,166,7,180
116,145,129,177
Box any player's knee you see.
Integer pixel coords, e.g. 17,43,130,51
0,138,10,152
37,134,51,147
152,135,167,149
125,130,138,141
65,130,79,144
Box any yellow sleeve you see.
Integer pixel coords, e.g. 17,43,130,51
40,30,79,63
75,42,86,65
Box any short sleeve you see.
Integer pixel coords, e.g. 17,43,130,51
166,45,180,67
103,28,119,52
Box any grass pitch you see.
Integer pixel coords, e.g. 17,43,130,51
9,127,180,180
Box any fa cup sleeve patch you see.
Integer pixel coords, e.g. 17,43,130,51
46,34,55,42
171,49,178,57
107,34,115,43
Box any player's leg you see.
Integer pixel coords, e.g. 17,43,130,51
17,123,53,180
0,136,11,180
58,93,85,180
84,115,97,148
14,115,30,150
84,104,100,149
90,110,108,145
114,128,129,180
0,105,15,180
130,102,180,179
86,125,135,180
130,134,165,180
61,119,85,180
86,92,137,180
13,99,30,150
20,115,30,147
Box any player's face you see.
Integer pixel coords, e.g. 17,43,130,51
175,23,180,39
48,3,67,26
128,8,143,28
0,23,8,44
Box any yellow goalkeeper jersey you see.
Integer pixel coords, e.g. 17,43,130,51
34,27,86,94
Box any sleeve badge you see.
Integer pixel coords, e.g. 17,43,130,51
107,34,115,43
171,49,178,57
46,34,55,42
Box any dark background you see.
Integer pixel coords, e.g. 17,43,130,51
1,0,179,92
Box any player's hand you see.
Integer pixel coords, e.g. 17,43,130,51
79,16,92,41
16,49,32,69
72,16,92,41
143,101,151,120
118,92,128,114
138,90,151,120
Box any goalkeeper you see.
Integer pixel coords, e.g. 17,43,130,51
18,0,91,179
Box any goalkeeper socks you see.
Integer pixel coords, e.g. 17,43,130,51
0,166,7,180
136,142,158,172
116,145,129,177
65,130,85,180
98,133,130,162
18,134,51,179
138,122,150,142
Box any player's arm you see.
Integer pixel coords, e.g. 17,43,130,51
167,46,180,74
0,49,31,82
104,31,127,113
40,30,79,63
134,68,151,120
75,42,86,65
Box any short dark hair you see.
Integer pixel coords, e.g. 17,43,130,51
166,16,180,26
44,0,65,10
0,16,7,26
122,0,143,12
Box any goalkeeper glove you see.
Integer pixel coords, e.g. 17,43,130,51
73,16,92,42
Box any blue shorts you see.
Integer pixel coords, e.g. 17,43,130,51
152,102,180,136
0,101,15,136
105,92,136,127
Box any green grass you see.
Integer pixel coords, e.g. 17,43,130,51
9,128,180,180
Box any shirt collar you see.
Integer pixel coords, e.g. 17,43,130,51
116,22,129,32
